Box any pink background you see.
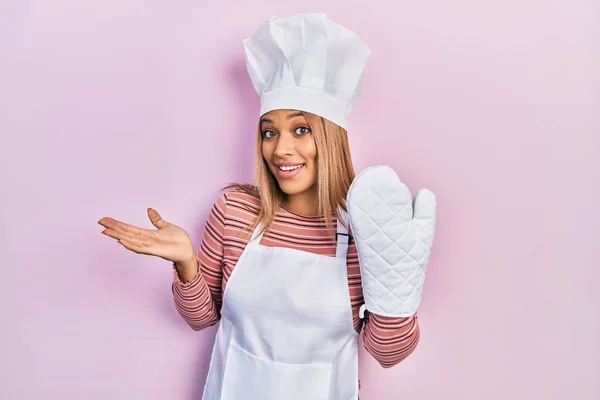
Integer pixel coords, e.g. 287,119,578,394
1,1,598,399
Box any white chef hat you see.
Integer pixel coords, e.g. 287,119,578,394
243,12,371,130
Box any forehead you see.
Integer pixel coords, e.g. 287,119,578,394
260,109,305,123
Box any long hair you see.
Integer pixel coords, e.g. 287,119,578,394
225,111,355,236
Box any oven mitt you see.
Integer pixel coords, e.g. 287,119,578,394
347,165,437,318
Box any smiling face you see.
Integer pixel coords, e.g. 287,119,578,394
260,109,318,205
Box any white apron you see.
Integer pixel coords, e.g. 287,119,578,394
201,210,359,400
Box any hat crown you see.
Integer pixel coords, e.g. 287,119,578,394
243,13,371,129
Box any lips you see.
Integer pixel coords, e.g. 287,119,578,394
275,163,305,179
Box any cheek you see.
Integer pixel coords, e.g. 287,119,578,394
261,141,273,160
301,140,317,165
308,147,318,172
301,142,318,182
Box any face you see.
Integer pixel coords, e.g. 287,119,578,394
260,109,318,199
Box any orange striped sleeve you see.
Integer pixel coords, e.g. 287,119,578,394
171,193,228,331
347,242,421,368
362,313,420,368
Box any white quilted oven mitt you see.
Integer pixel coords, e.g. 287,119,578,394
347,165,436,318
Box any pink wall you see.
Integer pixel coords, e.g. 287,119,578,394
1,1,598,399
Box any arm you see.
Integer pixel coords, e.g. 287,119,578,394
362,312,420,368
171,194,228,331
348,244,421,368
346,165,436,368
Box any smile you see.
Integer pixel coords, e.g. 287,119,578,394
278,164,305,171
275,163,306,180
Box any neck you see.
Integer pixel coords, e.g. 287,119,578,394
283,186,319,216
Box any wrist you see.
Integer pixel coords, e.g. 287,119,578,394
174,255,198,283
177,253,196,268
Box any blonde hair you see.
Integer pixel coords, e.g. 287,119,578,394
226,111,355,236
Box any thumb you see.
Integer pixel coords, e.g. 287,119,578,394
413,189,436,225
147,208,168,229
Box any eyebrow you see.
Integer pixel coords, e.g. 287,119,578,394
260,112,304,125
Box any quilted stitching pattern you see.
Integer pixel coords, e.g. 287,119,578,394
347,165,436,317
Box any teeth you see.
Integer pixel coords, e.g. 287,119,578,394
279,164,303,171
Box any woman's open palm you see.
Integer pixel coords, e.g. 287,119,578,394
98,208,195,265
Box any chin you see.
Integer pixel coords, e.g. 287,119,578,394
277,180,313,196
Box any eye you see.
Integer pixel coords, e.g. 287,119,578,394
262,130,277,138
295,126,311,135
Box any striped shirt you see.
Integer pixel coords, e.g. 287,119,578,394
172,190,420,368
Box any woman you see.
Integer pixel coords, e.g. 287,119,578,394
98,13,421,400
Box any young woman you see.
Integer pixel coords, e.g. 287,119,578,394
98,13,422,400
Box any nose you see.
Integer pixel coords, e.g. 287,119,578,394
273,132,294,157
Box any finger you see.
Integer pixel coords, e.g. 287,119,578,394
117,238,142,254
413,189,436,223
97,217,117,228
102,228,134,242
98,217,131,233
147,208,168,229
99,217,146,236
118,237,154,256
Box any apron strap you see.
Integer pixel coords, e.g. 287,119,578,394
335,208,350,259
248,223,264,246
